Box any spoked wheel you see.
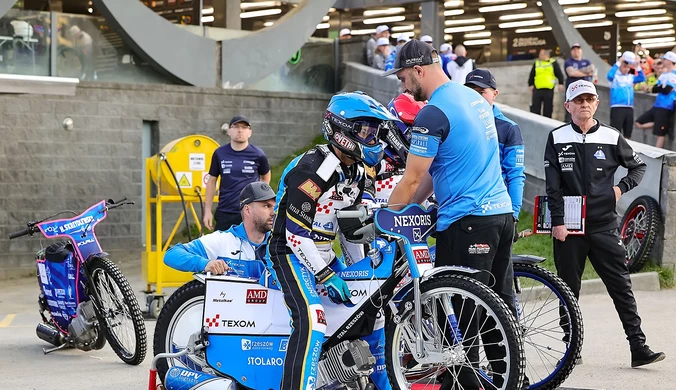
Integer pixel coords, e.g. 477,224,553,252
620,196,661,273
153,280,207,384
513,263,583,390
87,257,147,365
386,275,525,390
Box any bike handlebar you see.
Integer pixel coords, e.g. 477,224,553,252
8,227,32,239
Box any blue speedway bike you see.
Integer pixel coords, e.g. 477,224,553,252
8,198,147,365
150,203,527,390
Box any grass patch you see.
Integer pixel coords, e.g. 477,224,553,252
270,135,327,192
642,262,675,289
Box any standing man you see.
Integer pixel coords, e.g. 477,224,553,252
544,80,665,368
528,48,565,118
420,35,434,46
384,34,409,72
384,40,519,388
465,69,526,226
564,43,594,121
439,43,455,79
447,44,476,83
366,25,390,67
607,51,645,139
204,115,271,231
635,51,676,148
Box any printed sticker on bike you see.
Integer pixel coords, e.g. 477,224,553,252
374,204,437,244
413,248,431,264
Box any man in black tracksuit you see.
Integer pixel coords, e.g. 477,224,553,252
544,80,665,368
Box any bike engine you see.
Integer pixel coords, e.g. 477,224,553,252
316,339,376,390
67,300,99,350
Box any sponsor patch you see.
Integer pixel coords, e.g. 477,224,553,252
246,289,268,304
299,179,322,200
413,248,431,263
468,244,490,255
594,149,606,160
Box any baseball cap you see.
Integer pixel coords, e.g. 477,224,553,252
439,43,452,53
375,25,389,34
661,51,676,64
396,34,409,43
339,28,351,37
376,37,390,46
566,80,598,102
421,35,433,43
571,42,581,49
621,51,637,64
229,115,250,127
239,182,276,209
382,39,440,77
465,69,498,90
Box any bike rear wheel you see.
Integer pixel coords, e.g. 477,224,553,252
386,274,525,390
153,279,207,384
513,263,583,390
87,257,147,365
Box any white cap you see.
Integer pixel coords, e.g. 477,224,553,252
339,28,351,37
566,80,598,102
375,25,389,34
421,35,433,43
397,34,409,42
621,51,637,64
376,37,390,46
661,51,676,64
440,43,452,53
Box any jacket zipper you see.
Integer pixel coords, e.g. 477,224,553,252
581,133,587,196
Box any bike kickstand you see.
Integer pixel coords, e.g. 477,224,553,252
43,343,69,355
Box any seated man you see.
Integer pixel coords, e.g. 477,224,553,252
164,182,276,279
267,91,397,390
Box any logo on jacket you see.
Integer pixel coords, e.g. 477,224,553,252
299,179,322,201
594,149,606,160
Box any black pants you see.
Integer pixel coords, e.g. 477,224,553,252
436,213,516,389
531,88,554,118
214,210,242,231
610,106,634,138
554,229,646,347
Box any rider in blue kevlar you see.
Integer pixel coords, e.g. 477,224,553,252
266,91,398,390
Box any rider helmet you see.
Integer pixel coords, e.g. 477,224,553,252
322,91,400,167
385,92,426,167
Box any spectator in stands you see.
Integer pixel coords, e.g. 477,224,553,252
607,51,645,139
420,35,434,46
339,28,351,40
447,44,476,83
204,115,271,231
528,48,565,118
366,25,389,66
372,37,392,70
635,51,676,148
635,58,662,92
384,34,409,72
439,43,455,79
564,43,594,121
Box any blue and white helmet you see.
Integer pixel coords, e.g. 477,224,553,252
322,91,401,167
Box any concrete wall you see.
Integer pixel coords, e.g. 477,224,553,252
0,83,331,279
341,62,400,105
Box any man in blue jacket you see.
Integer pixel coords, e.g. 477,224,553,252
465,69,526,233
607,51,645,139
636,51,676,148
164,182,275,279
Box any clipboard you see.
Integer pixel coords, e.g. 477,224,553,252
533,195,586,235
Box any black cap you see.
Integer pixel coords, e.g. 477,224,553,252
229,115,250,127
465,69,498,90
382,39,440,77
239,182,276,209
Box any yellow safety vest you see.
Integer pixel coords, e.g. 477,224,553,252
534,59,557,90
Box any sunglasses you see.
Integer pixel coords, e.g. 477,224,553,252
570,96,598,105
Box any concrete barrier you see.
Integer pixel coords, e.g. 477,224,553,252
340,61,400,106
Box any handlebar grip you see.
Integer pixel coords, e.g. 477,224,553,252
336,208,368,220
8,228,29,239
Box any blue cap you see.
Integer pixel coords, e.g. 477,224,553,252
465,69,498,90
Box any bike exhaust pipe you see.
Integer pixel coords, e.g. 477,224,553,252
164,367,236,390
36,322,65,346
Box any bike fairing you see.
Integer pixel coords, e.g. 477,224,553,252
164,223,268,279
409,82,512,230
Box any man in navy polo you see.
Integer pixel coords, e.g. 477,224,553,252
204,115,271,231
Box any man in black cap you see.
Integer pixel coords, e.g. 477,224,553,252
564,43,594,121
204,115,271,231
386,40,524,389
165,181,276,276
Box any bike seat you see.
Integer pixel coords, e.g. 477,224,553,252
511,254,546,264
44,241,72,263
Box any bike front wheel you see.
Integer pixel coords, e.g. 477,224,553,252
87,257,147,365
386,274,525,390
513,263,583,390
